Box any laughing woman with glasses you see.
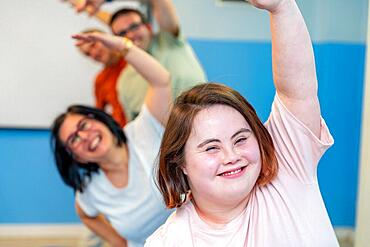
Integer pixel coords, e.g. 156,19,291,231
51,32,173,247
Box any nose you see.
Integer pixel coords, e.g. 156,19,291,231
125,30,136,40
223,146,241,165
89,49,99,60
77,130,89,141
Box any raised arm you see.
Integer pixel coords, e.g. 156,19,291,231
72,32,171,125
150,0,180,36
67,0,180,36
250,0,321,137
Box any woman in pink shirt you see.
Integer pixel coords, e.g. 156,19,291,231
146,0,339,246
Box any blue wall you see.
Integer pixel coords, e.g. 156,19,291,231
0,129,78,223
0,40,365,227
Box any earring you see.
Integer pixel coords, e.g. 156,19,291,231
180,190,191,204
180,193,186,203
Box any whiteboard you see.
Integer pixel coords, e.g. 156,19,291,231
0,1,116,128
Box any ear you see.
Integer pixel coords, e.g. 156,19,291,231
145,23,153,33
181,165,188,175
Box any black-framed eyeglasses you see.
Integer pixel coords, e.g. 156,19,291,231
65,115,94,150
117,22,143,37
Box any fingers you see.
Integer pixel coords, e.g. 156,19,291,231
85,6,98,16
72,32,104,47
72,33,91,41
75,0,102,15
72,33,95,47
75,0,88,12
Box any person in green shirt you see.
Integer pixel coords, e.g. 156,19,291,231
70,0,207,121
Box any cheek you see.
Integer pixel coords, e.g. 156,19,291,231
184,152,221,179
240,148,260,163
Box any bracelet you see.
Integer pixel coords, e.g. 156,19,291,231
121,37,133,57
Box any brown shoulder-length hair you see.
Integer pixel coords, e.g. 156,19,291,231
157,83,278,208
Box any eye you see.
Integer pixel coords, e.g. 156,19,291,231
69,135,81,146
130,23,140,31
79,120,91,131
235,137,248,145
118,30,127,37
205,145,220,153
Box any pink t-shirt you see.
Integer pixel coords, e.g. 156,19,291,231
145,95,339,247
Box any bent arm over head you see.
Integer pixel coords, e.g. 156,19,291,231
249,0,321,137
72,32,172,125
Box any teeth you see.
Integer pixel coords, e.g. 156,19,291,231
90,136,100,150
222,168,242,176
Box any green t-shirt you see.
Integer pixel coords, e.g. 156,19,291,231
117,31,206,121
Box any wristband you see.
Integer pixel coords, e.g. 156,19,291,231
121,37,133,57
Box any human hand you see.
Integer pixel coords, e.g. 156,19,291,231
72,32,126,53
248,0,290,13
61,0,105,15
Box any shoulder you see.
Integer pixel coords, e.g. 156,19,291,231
151,30,187,48
266,94,333,147
124,104,164,138
264,94,334,181
145,207,192,246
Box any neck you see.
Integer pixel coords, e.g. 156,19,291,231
99,144,128,172
192,192,252,227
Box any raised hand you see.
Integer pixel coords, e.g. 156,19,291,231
72,32,126,53
248,0,288,13
62,0,105,15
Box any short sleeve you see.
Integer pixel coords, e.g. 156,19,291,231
265,94,334,182
125,104,164,142
124,104,164,176
75,190,99,217
155,30,186,48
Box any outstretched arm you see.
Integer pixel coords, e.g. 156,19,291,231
72,32,171,125
65,0,180,36
250,0,321,137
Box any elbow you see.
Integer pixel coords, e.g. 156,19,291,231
75,201,93,220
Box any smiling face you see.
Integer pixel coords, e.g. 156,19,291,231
58,113,115,163
111,11,152,50
183,104,261,208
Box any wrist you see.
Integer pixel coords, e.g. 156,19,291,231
120,37,133,58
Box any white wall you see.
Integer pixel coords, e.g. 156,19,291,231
355,0,370,244
0,0,367,128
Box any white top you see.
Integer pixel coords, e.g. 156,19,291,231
76,105,172,247
145,95,339,247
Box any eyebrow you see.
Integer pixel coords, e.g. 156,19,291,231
66,118,85,144
197,138,220,149
231,128,251,139
197,128,251,149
